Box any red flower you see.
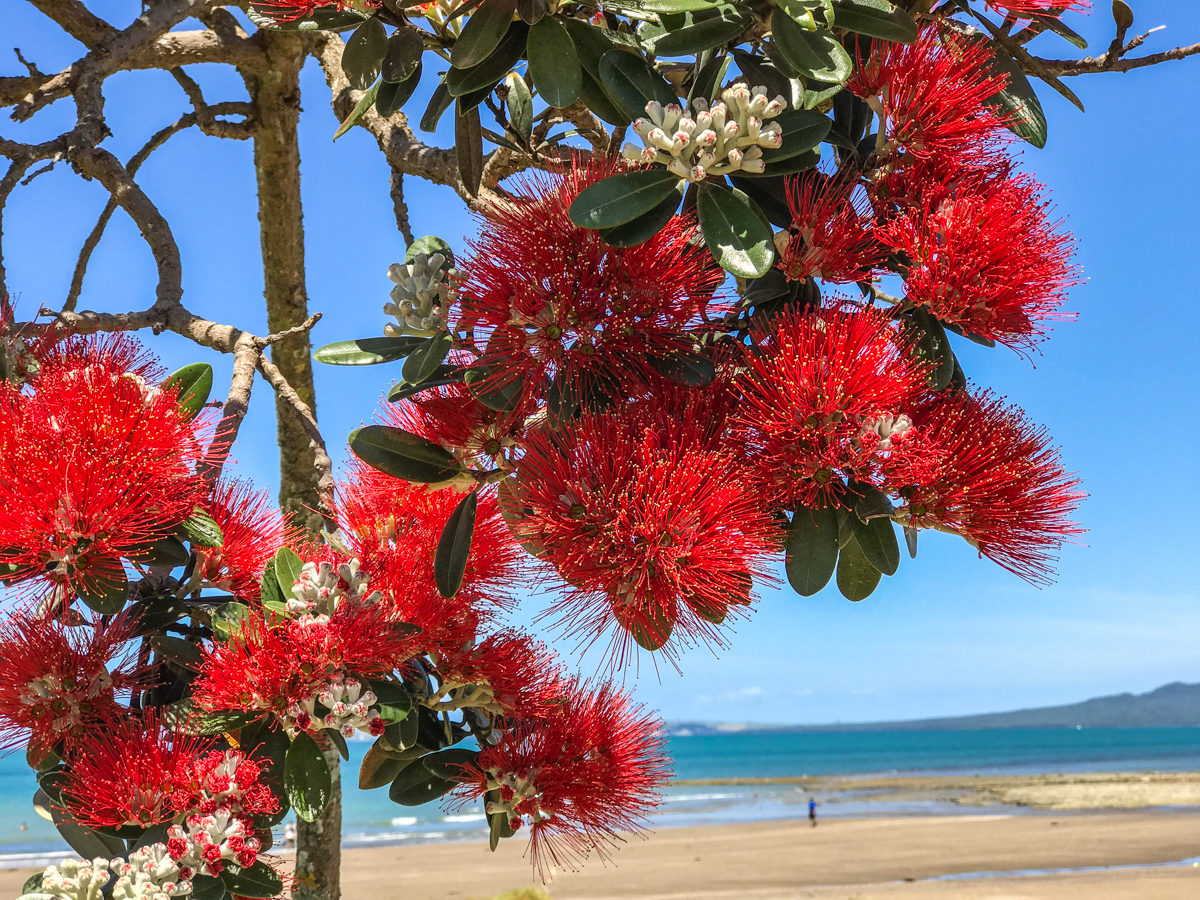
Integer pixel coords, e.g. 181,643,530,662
733,307,930,509
433,629,564,718
510,389,776,662
191,749,280,820
458,156,725,406
779,172,882,284
0,335,206,600
848,27,1009,161
337,461,523,645
60,712,208,829
451,678,670,877
0,613,137,753
251,0,378,25
876,159,1079,351
196,479,298,602
895,390,1084,584
984,1,1090,18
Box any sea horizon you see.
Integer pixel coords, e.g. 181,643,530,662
2,725,1197,869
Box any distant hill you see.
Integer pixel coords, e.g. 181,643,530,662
667,682,1200,736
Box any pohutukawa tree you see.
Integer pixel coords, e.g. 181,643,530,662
0,0,1194,898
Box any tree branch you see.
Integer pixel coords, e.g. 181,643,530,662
1034,37,1200,76
26,0,116,47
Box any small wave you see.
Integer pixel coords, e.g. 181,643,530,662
0,851,73,870
667,792,740,802
440,813,485,824
389,816,418,827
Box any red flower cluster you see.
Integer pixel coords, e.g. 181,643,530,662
451,679,670,877
197,478,299,602
0,334,207,601
779,173,882,283
251,0,380,24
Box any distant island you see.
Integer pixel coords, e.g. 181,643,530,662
667,681,1200,736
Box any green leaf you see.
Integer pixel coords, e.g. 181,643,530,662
371,678,416,724
376,61,423,117
401,333,453,386
182,508,224,548
421,746,478,780
827,0,918,44
134,535,192,569
435,489,478,598
163,362,213,421
785,505,839,596
695,181,775,278
151,634,204,668
455,102,484,197
569,170,683,230
529,17,583,108
383,27,424,83
622,0,727,11
79,567,128,615
27,741,58,772
188,876,227,900
652,6,752,57
51,805,126,860
406,235,456,266
452,0,518,68
164,700,252,736
334,82,380,139
689,51,732,104
314,336,426,366
981,43,1048,149
488,801,515,850
250,6,368,31
731,48,793,102
1112,0,1134,31
21,874,45,896
220,861,284,899
905,307,955,391
446,23,528,98
517,0,548,23
904,524,918,559
849,511,899,576
772,15,853,83
758,107,832,165
649,352,715,387
387,368,458,402
389,764,455,806
420,79,454,132
464,367,522,412
349,425,463,484
211,601,251,641
359,740,410,790
504,72,533,141
598,49,677,122
596,179,685,247
836,534,882,601
273,546,305,602
577,71,629,125
343,18,388,90
561,17,616,80
381,713,421,754
285,732,333,823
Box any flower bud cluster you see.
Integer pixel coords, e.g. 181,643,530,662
482,769,546,830
384,253,457,338
21,667,113,736
25,847,192,900
861,413,913,451
621,83,786,183
288,558,382,619
287,673,386,739
167,809,261,878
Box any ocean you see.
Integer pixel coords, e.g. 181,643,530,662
2,727,1197,868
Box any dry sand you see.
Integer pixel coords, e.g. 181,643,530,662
2,775,1197,898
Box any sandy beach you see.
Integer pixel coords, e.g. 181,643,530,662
2,774,1196,898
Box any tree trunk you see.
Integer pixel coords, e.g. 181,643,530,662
250,32,343,900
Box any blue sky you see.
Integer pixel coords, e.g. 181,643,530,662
2,3,1198,724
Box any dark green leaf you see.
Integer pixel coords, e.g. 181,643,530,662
211,601,251,641
220,861,284,899
343,18,388,90
163,362,213,421
382,712,421,753
597,179,684,247
463,367,522,412
260,561,285,610
452,0,518,68
569,170,683,230
598,49,677,122
401,333,453,386
785,505,839,596
51,805,126,860
905,307,955,391
327,727,350,761
689,51,732,104
164,700,252,736
151,634,204,668
625,0,728,11
314,336,426,366
182,508,224,548
455,103,484,197
652,6,752,57
383,27,424,83
488,801,514,850
420,79,454,132
387,368,458,402
389,764,455,806
731,49,793,102
334,82,380,139
376,61,423,117
446,23,528,98
285,732,333,823
189,876,227,900
349,425,463,484
421,747,479,780
529,17,583,108
250,6,368,31
981,42,1048,148
79,567,128,615
435,489,478,598
835,534,882,601
517,0,547,23
561,17,616,80
695,181,775,278
850,512,899,576
504,72,533,140
135,535,192,569
649,352,716,387
359,740,410,790
772,15,854,83
27,741,58,772
629,605,674,651
577,71,629,125
758,107,832,164
1112,0,1134,31
828,0,918,44
1036,13,1088,50
904,524,918,559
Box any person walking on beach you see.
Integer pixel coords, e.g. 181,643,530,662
808,797,818,827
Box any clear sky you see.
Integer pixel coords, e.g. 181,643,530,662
2,2,1198,725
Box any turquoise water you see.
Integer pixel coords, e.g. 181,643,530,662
3,727,1197,867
